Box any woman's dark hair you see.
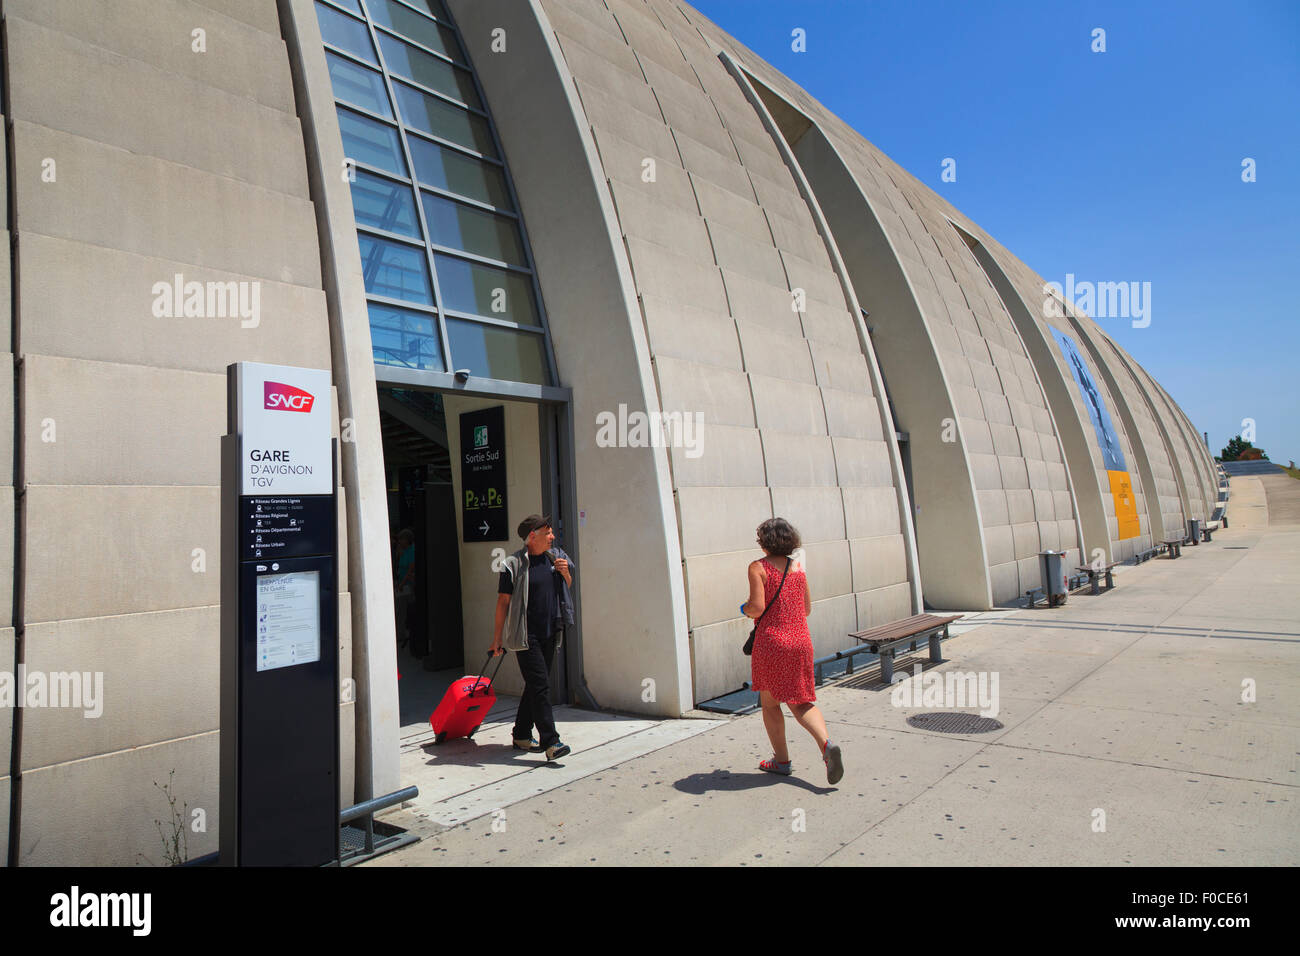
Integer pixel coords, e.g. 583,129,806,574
756,517,801,556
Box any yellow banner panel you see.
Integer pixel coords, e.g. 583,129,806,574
1108,469,1140,540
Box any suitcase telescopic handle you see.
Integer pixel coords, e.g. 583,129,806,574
469,651,505,696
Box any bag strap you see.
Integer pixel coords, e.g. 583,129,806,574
755,559,791,625
469,651,505,696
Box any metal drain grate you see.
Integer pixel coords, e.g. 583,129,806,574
906,712,1004,733
340,825,368,854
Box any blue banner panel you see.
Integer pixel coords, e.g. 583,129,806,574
1051,327,1126,472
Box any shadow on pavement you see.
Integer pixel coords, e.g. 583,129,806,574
417,740,538,768
673,768,835,796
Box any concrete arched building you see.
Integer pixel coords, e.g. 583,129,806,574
0,0,1219,864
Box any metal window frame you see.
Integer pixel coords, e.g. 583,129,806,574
365,0,468,65
372,29,484,111
390,78,498,157
324,48,397,118
346,0,559,389
315,2,383,64
335,103,410,176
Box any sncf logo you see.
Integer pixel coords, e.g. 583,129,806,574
264,381,315,413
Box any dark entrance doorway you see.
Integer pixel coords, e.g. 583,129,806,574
380,389,465,719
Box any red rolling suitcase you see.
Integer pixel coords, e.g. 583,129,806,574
430,653,504,744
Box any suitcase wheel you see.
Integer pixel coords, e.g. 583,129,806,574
434,731,446,745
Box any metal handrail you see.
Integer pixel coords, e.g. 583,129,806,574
811,642,888,684
340,785,418,824
339,785,420,864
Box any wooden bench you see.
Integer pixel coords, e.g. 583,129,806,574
847,613,961,684
1076,563,1117,594
1201,519,1221,542
1163,536,1183,558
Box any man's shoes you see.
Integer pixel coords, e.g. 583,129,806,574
513,737,541,752
545,741,571,761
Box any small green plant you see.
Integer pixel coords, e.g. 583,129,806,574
152,770,189,866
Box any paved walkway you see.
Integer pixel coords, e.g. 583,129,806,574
370,475,1299,866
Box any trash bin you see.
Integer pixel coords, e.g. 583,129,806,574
1039,550,1068,607
1187,518,1202,545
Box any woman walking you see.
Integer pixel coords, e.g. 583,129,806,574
742,518,843,784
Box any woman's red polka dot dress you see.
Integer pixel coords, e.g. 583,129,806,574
751,557,815,704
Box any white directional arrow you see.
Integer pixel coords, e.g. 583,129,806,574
480,521,490,536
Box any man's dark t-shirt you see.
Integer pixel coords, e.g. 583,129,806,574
498,552,559,639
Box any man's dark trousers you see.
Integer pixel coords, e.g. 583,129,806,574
513,631,559,748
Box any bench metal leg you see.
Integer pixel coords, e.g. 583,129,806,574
929,631,942,664
1105,568,1114,590
1091,574,1100,596
880,650,894,685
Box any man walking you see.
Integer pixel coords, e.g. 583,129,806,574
490,514,575,760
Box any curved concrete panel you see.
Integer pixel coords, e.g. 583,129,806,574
1074,318,1186,544
704,42,1082,605
450,0,694,713
1119,344,1213,524
5,0,349,863
955,231,1151,564
1,0,1226,866
514,0,918,699
280,0,399,801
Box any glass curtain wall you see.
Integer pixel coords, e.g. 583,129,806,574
315,0,554,386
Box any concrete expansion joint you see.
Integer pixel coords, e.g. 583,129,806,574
6,13,301,121
17,603,222,627
23,728,218,773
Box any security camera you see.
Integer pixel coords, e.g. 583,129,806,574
453,368,470,383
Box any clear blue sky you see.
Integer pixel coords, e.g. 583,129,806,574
692,0,1300,465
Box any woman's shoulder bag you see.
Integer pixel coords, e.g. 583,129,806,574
743,558,790,656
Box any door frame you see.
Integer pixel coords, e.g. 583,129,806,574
374,367,591,708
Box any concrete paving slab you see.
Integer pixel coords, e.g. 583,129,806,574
824,748,1298,866
825,686,1061,742
1262,475,1300,525
1059,648,1300,727
367,471,1300,866
400,717,723,829
997,701,1299,784
373,719,982,866
398,704,665,807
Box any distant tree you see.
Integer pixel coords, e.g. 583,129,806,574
1221,435,1268,461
